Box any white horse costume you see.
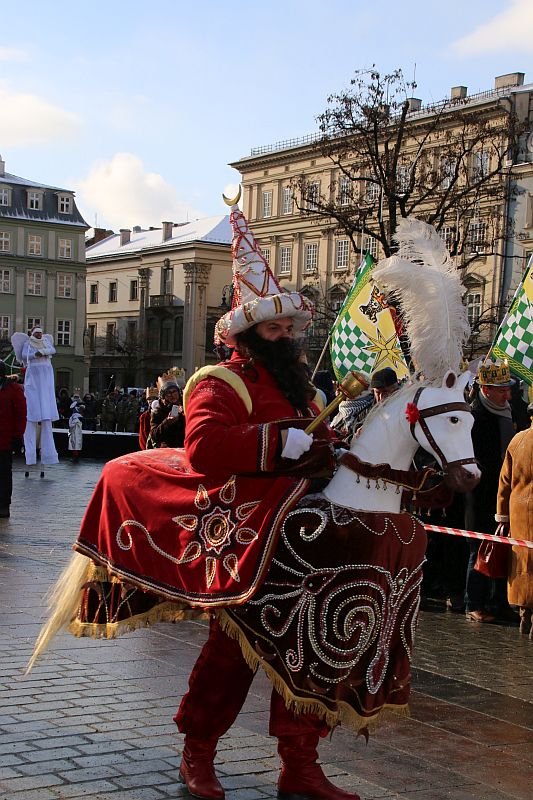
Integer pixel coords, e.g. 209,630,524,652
29,218,480,733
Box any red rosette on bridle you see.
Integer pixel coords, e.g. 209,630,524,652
405,403,420,424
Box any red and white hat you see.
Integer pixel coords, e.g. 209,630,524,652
214,197,313,346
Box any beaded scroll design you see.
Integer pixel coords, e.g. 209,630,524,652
245,496,424,696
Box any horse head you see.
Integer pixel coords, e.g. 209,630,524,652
409,371,480,493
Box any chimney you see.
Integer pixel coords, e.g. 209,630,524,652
406,97,422,113
92,227,111,245
0,155,4,176
495,72,525,90
120,228,131,246
451,86,467,101
133,225,142,233
162,221,173,241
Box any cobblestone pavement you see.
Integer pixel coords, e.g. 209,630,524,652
0,458,532,800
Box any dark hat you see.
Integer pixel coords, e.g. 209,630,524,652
370,367,398,390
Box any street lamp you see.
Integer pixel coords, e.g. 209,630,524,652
220,284,233,310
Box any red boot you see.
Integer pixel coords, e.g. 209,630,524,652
277,734,360,800
178,737,225,799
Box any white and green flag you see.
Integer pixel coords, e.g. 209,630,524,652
490,256,533,386
330,252,409,383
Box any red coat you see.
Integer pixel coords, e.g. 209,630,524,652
0,379,27,450
75,354,334,606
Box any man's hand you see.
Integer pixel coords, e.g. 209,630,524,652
495,522,509,537
35,351,43,358
281,428,313,460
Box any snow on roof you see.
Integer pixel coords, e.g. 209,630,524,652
0,171,75,193
86,214,232,259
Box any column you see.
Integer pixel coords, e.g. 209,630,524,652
183,262,212,377
46,270,56,334
14,265,25,331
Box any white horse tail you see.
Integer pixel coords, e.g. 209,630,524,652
26,551,91,674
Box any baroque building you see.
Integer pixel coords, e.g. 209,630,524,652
0,156,89,390
85,217,232,392
229,72,533,363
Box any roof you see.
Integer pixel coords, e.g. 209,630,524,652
86,215,232,259
0,171,87,228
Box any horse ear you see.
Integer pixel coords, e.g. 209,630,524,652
442,370,457,389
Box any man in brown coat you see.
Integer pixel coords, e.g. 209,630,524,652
495,403,533,637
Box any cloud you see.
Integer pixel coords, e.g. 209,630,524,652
0,46,29,62
0,84,80,147
451,0,533,55
76,153,203,230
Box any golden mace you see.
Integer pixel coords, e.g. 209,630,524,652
304,372,369,434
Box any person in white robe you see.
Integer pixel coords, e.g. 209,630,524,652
68,405,84,463
11,326,59,472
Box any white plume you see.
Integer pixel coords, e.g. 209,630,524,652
373,217,470,382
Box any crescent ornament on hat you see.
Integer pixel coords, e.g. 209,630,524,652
214,190,313,347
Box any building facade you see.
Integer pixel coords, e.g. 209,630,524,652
229,73,533,364
85,217,232,393
0,156,89,390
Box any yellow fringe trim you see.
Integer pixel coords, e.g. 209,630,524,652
216,609,410,734
69,601,208,639
183,366,252,415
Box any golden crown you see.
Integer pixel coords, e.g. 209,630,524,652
477,359,513,386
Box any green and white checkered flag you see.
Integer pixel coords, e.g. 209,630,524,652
330,252,409,383
490,256,533,386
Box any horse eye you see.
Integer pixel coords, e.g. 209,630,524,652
449,416,459,424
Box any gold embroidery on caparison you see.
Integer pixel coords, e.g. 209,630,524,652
206,557,217,588
224,553,240,582
173,514,198,531
178,541,202,564
195,484,210,510
220,475,237,504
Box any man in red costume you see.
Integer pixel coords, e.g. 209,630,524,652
175,315,359,800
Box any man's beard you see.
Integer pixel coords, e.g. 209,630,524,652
236,327,314,414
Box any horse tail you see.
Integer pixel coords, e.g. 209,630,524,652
26,552,91,674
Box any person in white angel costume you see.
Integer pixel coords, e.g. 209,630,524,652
11,326,59,475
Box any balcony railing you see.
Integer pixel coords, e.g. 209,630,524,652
150,294,178,308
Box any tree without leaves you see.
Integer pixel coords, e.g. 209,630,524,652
292,67,525,264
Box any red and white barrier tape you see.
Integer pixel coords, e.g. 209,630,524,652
424,524,533,550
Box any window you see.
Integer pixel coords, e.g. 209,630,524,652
362,235,379,260
106,322,116,351
439,225,456,253
126,321,137,343
365,177,380,202
339,176,351,205
473,151,489,180
467,220,488,254
58,195,72,214
440,157,456,190
281,187,293,215
89,283,98,304
28,234,42,256
0,315,12,340
0,269,11,293
305,181,320,211
27,316,42,334
58,238,72,259
279,246,292,274
335,240,349,271
304,243,318,273
56,369,72,391
330,292,344,314
0,231,10,252
56,319,72,346
174,317,184,351
88,324,96,352
0,187,9,206
109,281,117,302
261,247,270,265
161,320,173,351
28,191,42,210
129,279,138,301
162,265,173,295
466,292,482,324
27,271,44,296
262,190,272,218
57,273,73,298
396,164,412,194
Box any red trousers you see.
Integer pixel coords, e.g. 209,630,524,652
174,616,328,739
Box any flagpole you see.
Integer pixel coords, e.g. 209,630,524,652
310,333,332,381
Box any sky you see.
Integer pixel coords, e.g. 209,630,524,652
1,0,533,231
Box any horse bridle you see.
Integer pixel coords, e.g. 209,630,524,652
409,387,477,473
